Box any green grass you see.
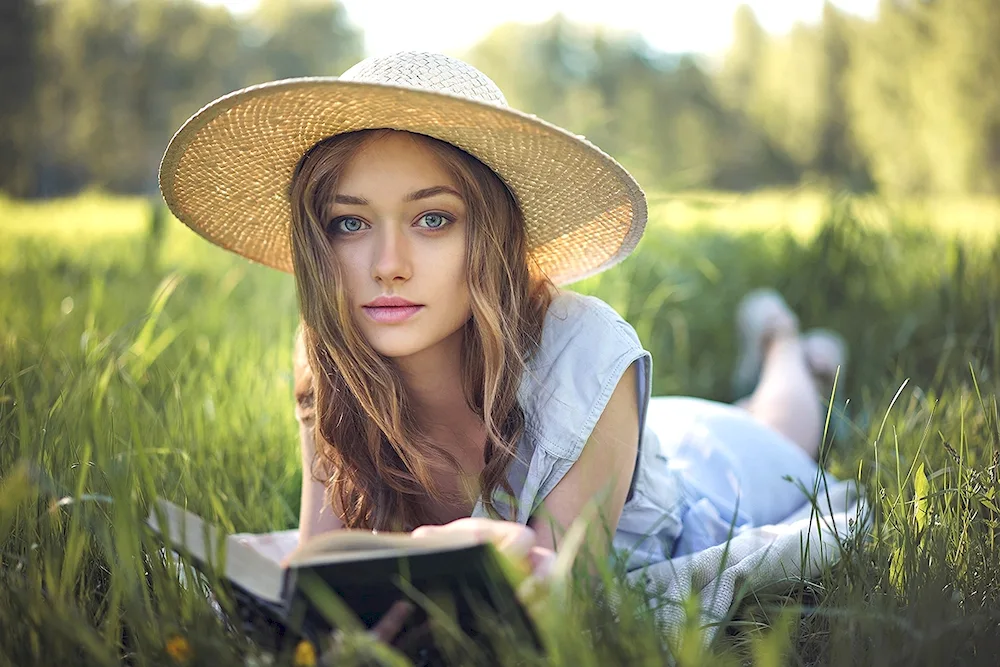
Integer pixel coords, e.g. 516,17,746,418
2,193,1000,665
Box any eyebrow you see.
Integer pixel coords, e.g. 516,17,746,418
333,185,463,206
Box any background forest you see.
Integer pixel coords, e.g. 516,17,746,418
3,0,1000,199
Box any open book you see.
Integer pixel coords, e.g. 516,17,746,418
146,500,539,657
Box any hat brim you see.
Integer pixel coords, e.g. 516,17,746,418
159,78,646,285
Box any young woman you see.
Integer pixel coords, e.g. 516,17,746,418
160,51,845,596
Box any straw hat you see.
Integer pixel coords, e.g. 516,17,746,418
159,51,647,285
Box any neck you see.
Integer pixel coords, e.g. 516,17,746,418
395,324,476,430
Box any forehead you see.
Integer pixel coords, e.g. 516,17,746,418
338,132,458,191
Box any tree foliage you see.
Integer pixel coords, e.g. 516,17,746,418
2,0,999,197
718,4,868,189
847,0,1000,194
0,0,40,196
4,0,361,197
465,16,795,190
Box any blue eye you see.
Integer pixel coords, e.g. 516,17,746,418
417,213,450,229
333,217,367,233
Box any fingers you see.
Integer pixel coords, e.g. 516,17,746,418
412,518,538,560
322,600,414,664
527,546,557,581
488,521,537,558
411,520,557,589
408,524,440,539
368,600,415,642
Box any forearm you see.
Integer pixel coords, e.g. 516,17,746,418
297,422,343,544
529,508,617,577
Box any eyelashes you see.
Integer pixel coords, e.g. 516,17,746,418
331,216,368,234
326,212,456,236
414,212,452,229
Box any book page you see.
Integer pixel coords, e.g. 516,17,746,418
146,499,287,604
288,529,484,569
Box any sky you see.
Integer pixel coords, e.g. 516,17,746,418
206,0,880,57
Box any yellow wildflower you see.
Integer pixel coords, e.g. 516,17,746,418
293,639,318,667
165,634,192,664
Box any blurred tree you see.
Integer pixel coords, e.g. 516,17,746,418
713,5,801,189
814,2,871,189
0,0,39,197
914,0,1000,194
847,0,1000,194
846,0,939,194
5,0,1000,198
719,5,766,110
719,3,870,190
28,0,242,193
246,0,362,82
3,0,362,197
466,15,795,190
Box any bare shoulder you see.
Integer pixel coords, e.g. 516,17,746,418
529,361,640,551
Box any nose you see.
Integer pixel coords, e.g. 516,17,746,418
370,224,412,285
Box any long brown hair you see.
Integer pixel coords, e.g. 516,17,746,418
289,129,552,531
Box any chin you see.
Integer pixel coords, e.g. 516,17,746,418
359,327,435,358
361,322,468,360
368,340,430,358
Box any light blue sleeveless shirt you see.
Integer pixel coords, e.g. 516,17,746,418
470,289,685,570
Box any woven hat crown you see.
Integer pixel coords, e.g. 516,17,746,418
340,52,509,107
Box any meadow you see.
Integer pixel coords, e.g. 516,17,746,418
2,191,1000,666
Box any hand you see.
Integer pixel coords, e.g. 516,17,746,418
320,599,415,665
411,518,556,581
320,518,558,664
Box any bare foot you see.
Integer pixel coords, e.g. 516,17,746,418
801,329,848,399
732,289,800,399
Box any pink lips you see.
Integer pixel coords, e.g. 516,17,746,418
362,296,424,324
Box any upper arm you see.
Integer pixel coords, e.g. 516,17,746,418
294,326,343,544
528,361,640,554
298,423,343,543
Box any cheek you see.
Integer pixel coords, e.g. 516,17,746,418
418,233,467,286
333,247,367,296
440,240,470,304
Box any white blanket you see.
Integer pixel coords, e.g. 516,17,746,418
625,477,867,644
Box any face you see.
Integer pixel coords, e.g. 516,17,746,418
325,132,471,360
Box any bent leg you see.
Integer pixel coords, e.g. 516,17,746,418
741,332,823,460
731,290,844,461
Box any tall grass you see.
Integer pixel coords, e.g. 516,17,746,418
2,194,999,665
